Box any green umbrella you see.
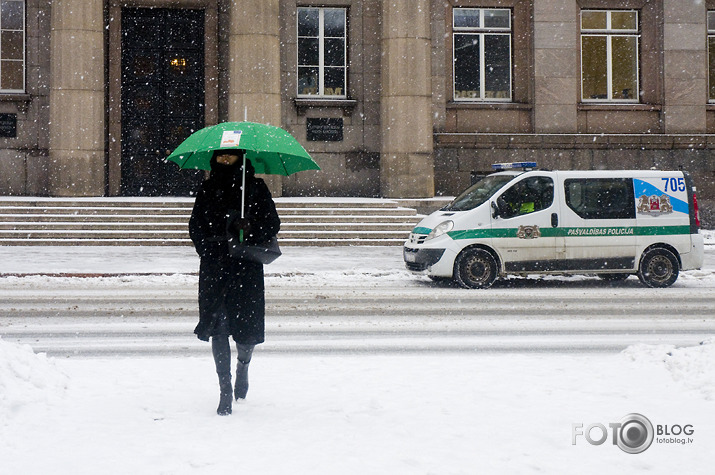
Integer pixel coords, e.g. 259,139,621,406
166,121,320,175
168,121,319,238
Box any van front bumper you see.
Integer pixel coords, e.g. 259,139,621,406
403,246,445,272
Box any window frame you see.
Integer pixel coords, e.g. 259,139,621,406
580,9,640,104
452,7,513,103
0,0,25,93
296,6,347,99
708,11,715,102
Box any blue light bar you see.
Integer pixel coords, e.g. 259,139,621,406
491,161,538,171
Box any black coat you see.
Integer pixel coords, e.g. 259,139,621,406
189,163,280,343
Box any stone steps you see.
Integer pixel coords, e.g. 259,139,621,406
0,198,427,246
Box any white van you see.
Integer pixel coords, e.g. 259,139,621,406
404,163,704,288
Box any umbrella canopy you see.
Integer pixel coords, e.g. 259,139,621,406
166,121,320,175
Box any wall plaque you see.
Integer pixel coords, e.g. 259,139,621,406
307,118,343,142
0,113,17,138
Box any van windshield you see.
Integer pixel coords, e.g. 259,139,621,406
443,175,515,211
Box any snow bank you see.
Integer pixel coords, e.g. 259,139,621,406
0,338,68,419
622,339,715,400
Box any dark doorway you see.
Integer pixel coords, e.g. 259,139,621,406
121,8,205,196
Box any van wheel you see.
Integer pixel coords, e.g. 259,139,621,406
638,248,679,288
454,249,498,289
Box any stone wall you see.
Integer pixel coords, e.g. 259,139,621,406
280,0,382,197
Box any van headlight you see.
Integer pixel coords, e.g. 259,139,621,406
426,220,454,240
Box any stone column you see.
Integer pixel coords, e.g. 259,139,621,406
380,0,433,198
227,0,281,125
48,0,105,196
227,0,282,193
663,0,707,133
533,0,578,133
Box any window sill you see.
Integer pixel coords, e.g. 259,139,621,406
447,101,532,110
294,98,357,116
0,93,31,112
578,103,661,112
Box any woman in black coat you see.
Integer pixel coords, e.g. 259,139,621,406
189,149,280,415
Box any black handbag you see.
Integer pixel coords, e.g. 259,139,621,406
227,234,281,264
226,209,281,264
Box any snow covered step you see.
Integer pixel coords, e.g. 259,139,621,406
0,213,418,224
0,197,407,208
0,213,192,223
280,215,419,223
0,223,189,231
0,227,412,239
275,207,415,216
280,223,417,231
2,223,416,232
0,238,193,246
0,206,193,216
0,198,194,208
275,238,407,247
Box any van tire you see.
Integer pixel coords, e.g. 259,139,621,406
454,248,498,289
638,248,679,288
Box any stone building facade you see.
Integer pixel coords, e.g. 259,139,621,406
0,0,714,223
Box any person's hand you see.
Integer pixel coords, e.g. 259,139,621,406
231,218,252,238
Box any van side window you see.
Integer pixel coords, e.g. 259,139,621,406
564,178,635,219
499,176,554,219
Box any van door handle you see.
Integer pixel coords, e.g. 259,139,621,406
551,213,558,228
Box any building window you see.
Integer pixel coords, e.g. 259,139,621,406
708,11,715,102
0,0,24,92
581,10,639,102
452,8,512,102
297,7,346,98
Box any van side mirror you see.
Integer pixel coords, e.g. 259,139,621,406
491,201,500,219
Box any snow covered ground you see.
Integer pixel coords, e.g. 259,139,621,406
1,231,714,474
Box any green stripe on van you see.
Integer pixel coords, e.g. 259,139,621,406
634,225,691,236
560,225,691,237
447,225,691,240
448,229,517,239
412,227,432,235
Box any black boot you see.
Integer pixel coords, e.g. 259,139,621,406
234,344,254,400
212,336,233,415
234,361,249,400
217,374,233,416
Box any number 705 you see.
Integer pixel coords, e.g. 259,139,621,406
662,177,685,192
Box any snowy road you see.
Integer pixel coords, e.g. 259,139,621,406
1,275,713,356
3,244,714,475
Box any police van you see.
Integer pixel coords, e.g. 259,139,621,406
404,163,704,288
